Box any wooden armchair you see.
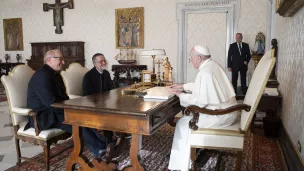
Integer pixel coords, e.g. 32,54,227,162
1,65,71,170
61,62,88,99
185,50,276,171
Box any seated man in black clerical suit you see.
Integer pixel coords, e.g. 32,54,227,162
26,49,113,158
82,53,113,96
82,53,114,139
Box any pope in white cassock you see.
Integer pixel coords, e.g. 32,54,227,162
168,45,238,171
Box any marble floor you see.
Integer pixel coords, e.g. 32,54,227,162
0,101,44,170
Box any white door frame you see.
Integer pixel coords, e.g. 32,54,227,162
176,0,240,83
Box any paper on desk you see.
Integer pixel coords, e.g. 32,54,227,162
143,86,174,100
263,87,279,96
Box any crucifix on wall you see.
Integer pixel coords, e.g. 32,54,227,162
43,0,74,34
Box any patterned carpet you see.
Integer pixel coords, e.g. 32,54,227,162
6,123,287,171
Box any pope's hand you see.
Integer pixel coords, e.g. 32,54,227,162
169,84,183,89
169,88,182,97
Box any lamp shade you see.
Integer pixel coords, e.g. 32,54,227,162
141,49,166,57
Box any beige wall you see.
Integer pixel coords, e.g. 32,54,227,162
275,6,304,147
0,0,267,81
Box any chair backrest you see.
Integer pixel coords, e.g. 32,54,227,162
61,62,88,96
241,50,276,131
1,65,35,125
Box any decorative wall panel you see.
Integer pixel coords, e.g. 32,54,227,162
275,7,304,145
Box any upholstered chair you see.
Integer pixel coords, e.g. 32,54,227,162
184,49,276,171
61,62,88,99
1,65,71,171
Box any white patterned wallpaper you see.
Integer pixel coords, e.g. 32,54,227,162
275,7,304,146
238,0,267,49
187,13,227,82
0,0,267,82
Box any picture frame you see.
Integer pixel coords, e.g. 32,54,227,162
3,18,24,51
276,0,304,17
115,7,144,49
141,70,152,85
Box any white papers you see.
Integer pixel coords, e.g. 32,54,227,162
263,87,279,96
143,87,174,100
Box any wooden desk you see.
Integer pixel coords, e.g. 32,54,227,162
52,87,182,171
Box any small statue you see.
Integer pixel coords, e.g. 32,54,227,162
168,67,173,83
270,38,278,79
162,57,171,82
271,38,278,57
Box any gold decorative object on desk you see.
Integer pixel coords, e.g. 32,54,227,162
121,83,153,96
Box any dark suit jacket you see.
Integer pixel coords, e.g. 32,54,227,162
227,42,251,69
27,64,69,130
82,68,113,96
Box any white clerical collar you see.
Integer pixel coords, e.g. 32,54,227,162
96,68,103,74
199,58,212,70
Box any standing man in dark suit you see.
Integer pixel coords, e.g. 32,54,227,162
227,33,251,95
27,49,113,158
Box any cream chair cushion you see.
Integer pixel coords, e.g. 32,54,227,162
17,122,65,141
61,63,88,98
241,51,276,131
1,65,66,140
191,117,244,150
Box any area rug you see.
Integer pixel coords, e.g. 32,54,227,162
6,124,287,171
0,83,7,102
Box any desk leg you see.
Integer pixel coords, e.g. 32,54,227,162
66,125,84,170
124,134,144,171
66,125,116,171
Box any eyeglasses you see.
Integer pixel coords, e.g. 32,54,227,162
52,56,64,61
94,60,107,64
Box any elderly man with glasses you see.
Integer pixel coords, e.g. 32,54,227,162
168,45,238,171
26,49,113,158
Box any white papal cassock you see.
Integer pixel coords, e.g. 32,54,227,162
168,58,238,171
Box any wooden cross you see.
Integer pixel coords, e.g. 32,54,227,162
43,0,74,34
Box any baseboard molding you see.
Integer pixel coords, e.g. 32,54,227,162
278,123,304,171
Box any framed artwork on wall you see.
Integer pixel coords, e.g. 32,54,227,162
115,7,144,49
276,0,304,17
3,18,24,51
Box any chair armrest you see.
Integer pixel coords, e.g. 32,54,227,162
28,111,41,136
11,107,33,115
184,104,251,130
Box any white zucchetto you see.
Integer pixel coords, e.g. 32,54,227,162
194,45,210,56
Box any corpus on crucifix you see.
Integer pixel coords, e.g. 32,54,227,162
43,0,73,34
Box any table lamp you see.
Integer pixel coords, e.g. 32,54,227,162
141,49,166,81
